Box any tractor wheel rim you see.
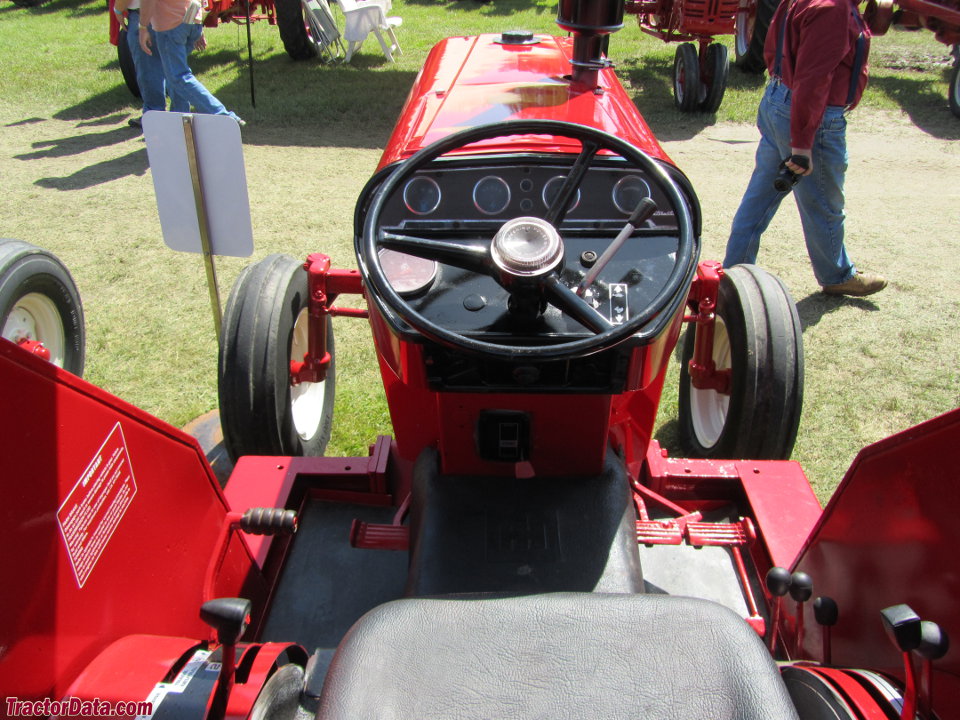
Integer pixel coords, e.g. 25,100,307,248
689,315,731,448
2,292,65,367
289,308,327,441
735,9,752,57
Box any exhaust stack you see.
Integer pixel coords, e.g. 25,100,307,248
556,0,624,90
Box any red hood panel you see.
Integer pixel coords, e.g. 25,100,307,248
379,34,672,169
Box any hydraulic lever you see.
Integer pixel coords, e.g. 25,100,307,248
577,197,658,296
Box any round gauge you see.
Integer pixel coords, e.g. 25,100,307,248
378,248,438,296
403,176,441,215
612,175,652,215
473,176,511,215
542,175,581,211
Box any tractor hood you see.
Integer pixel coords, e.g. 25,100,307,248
378,33,673,169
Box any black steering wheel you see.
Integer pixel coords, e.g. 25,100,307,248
359,120,697,361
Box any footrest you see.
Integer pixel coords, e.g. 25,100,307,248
636,520,684,545
350,519,409,550
686,519,755,547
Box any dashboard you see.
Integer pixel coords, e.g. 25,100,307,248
358,155,701,342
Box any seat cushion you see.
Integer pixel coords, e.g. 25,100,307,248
317,593,799,720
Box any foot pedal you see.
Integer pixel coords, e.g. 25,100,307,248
636,520,684,545
350,520,409,550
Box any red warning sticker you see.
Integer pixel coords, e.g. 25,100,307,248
57,422,137,588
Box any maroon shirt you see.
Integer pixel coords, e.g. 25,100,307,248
764,0,870,149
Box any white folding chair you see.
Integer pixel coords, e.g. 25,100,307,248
331,0,402,62
301,0,346,64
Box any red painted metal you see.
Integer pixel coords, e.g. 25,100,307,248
0,340,266,702
379,34,674,171
627,0,739,42
686,261,731,394
16,337,52,362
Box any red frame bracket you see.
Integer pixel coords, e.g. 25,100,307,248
685,260,731,394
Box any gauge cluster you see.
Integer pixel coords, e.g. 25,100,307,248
379,160,679,231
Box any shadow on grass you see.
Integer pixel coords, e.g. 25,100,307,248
12,0,105,17
619,55,767,141
35,148,149,190
795,291,880,331
868,70,960,141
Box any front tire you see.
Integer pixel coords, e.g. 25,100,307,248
274,0,320,60
700,43,729,113
678,264,803,460
949,48,960,119
673,43,701,112
0,239,85,376
218,254,336,461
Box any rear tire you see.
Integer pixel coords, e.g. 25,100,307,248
0,239,85,376
700,43,729,113
274,0,320,60
218,254,336,461
735,0,778,73
678,264,803,460
117,28,142,99
673,43,701,112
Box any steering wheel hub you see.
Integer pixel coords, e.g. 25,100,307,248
491,217,564,278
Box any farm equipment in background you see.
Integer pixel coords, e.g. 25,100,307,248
109,0,324,100
4,0,959,717
863,0,960,116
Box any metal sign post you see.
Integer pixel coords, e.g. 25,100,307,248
181,115,223,340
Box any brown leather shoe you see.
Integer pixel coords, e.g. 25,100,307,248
822,271,887,297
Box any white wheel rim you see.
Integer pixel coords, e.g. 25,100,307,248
688,316,731,448
289,308,327,441
735,10,750,57
2,292,66,367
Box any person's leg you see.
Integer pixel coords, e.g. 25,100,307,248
150,25,191,112
792,106,856,286
724,84,792,267
154,23,239,118
128,10,167,113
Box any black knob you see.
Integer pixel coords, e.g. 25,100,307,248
917,620,950,660
200,597,252,646
766,567,792,597
813,596,839,626
880,604,923,652
789,572,813,602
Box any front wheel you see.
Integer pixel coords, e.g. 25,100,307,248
274,0,320,60
700,43,729,113
0,239,85,376
673,43,701,112
678,264,803,460
117,28,142,99
218,254,336,461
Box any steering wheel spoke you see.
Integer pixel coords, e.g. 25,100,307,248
379,231,491,274
544,139,600,227
543,274,614,334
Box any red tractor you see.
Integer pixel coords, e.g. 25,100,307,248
3,0,958,717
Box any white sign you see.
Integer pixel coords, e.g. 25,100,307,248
143,111,253,258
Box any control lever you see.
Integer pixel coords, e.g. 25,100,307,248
880,604,922,720
576,197,658,296
765,566,792,653
813,596,839,664
917,620,950,715
789,571,813,659
200,597,252,720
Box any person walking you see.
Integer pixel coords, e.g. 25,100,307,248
138,0,244,124
113,0,170,128
724,0,886,297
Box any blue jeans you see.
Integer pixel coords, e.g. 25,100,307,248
127,10,168,113
725,82,855,286
152,22,240,119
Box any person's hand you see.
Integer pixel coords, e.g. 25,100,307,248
788,148,813,176
114,7,128,29
194,32,207,52
139,25,153,55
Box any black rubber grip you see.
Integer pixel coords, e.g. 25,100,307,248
240,507,298,535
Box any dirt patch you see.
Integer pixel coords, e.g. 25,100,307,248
1,108,958,497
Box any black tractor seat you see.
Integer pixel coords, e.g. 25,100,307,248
316,592,799,719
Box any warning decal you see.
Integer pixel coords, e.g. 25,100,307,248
57,422,137,588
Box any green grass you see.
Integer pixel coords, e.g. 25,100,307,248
1,0,958,503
